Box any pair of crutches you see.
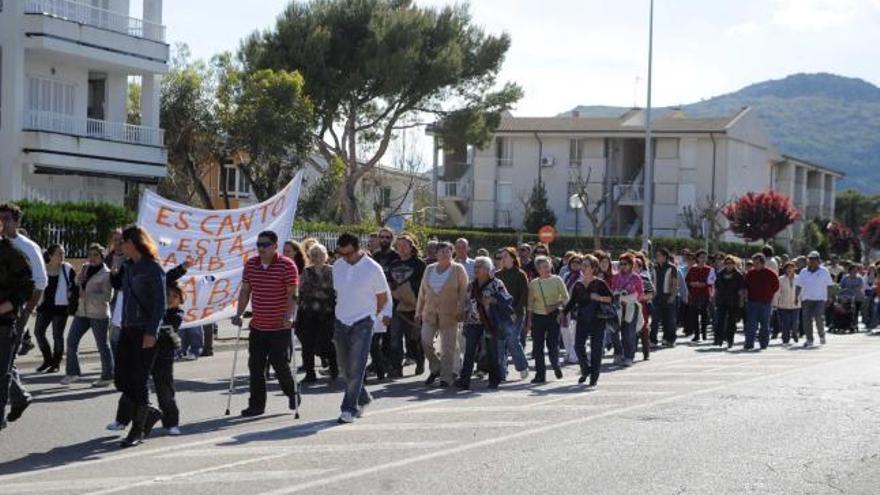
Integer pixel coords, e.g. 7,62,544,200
225,321,301,419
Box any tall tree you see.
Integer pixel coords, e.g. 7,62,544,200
159,45,218,208
523,180,556,233
835,189,880,233
240,0,522,222
722,191,800,244
570,167,623,250
860,217,880,251
218,65,316,201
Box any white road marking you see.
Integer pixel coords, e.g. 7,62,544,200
254,349,880,495
401,404,606,414
317,421,540,432
155,441,454,458
84,452,290,495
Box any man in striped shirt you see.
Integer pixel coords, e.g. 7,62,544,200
232,231,300,417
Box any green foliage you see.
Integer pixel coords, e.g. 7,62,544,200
835,189,880,233
224,68,316,201
127,82,142,125
298,156,345,221
241,0,521,222
799,219,830,259
16,200,136,258
523,181,557,233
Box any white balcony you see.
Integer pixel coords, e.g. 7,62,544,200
25,0,166,42
440,181,471,200
24,110,164,147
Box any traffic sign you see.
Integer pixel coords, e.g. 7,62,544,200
538,225,557,244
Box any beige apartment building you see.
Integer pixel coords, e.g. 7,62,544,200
430,107,842,247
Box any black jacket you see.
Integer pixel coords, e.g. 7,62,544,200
0,239,34,325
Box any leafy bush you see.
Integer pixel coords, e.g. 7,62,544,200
16,200,136,257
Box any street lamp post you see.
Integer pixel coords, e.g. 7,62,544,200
642,0,655,252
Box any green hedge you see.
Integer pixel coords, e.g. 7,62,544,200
16,200,135,258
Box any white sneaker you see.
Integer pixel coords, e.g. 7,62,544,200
60,375,78,385
106,421,126,431
819,337,826,345
91,379,112,388
356,403,369,418
167,426,182,436
519,369,529,380
338,412,355,424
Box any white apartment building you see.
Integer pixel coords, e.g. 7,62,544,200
430,107,842,247
0,0,168,205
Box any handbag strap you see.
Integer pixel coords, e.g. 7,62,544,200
537,277,555,313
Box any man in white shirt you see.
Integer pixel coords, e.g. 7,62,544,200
333,233,389,424
795,251,834,347
454,238,476,281
0,203,46,425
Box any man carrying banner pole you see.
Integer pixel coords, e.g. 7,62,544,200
231,231,300,417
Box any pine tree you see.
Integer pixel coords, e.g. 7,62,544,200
523,180,557,233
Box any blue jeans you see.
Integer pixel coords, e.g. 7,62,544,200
334,317,373,415
744,302,772,349
497,315,528,380
66,317,112,380
178,326,204,357
777,308,800,343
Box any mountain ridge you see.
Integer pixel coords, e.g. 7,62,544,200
567,73,880,192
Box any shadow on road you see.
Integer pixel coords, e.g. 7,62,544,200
0,414,286,476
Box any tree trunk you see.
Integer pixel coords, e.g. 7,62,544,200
340,179,359,224
184,157,214,209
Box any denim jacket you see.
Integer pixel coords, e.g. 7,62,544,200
465,278,515,334
121,258,166,337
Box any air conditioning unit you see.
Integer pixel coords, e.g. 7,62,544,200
540,155,556,167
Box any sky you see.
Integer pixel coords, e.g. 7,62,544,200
152,0,880,116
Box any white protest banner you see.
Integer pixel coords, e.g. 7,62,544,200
137,171,303,328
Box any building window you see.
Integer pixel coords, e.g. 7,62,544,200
495,137,512,167
496,182,512,206
379,187,392,208
569,139,583,167
220,163,251,198
656,138,680,159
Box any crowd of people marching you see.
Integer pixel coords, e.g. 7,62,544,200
2,201,879,447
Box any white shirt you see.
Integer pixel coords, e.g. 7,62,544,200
372,287,393,335
333,254,389,326
427,265,452,293
796,266,834,301
54,263,73,306
111,292,124,327
458,257,476,280
10,233,48,291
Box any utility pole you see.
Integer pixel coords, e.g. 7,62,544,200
642,0,655,252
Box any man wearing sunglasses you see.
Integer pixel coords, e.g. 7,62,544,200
232,231,300,417
333,233,390,423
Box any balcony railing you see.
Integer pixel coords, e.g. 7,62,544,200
496,157,513,167
25,0,166,42
440,181,470,199
24,110,165,147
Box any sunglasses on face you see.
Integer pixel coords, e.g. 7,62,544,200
256,241,274,249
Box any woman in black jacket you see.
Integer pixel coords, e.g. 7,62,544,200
33,244,76,373
563,254,613,387
714,255,746,349
115,226,166,448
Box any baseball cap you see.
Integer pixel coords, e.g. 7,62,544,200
807,251,821,259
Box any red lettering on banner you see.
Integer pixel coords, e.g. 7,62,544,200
177,238,191,252
163,252,179,266
229,235,244,256
208,256,224,271
258,203,271,223
236,212,253,232
180,276,198,305
195,239,210,257
156,206,175,227
207,279,231,306
217,215,235,236
271,196,286,217
214,237,229,256
200,215,219,235
175,211,191,230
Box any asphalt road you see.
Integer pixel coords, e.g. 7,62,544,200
2,330,880,495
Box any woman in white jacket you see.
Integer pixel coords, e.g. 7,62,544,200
774,261,801,344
